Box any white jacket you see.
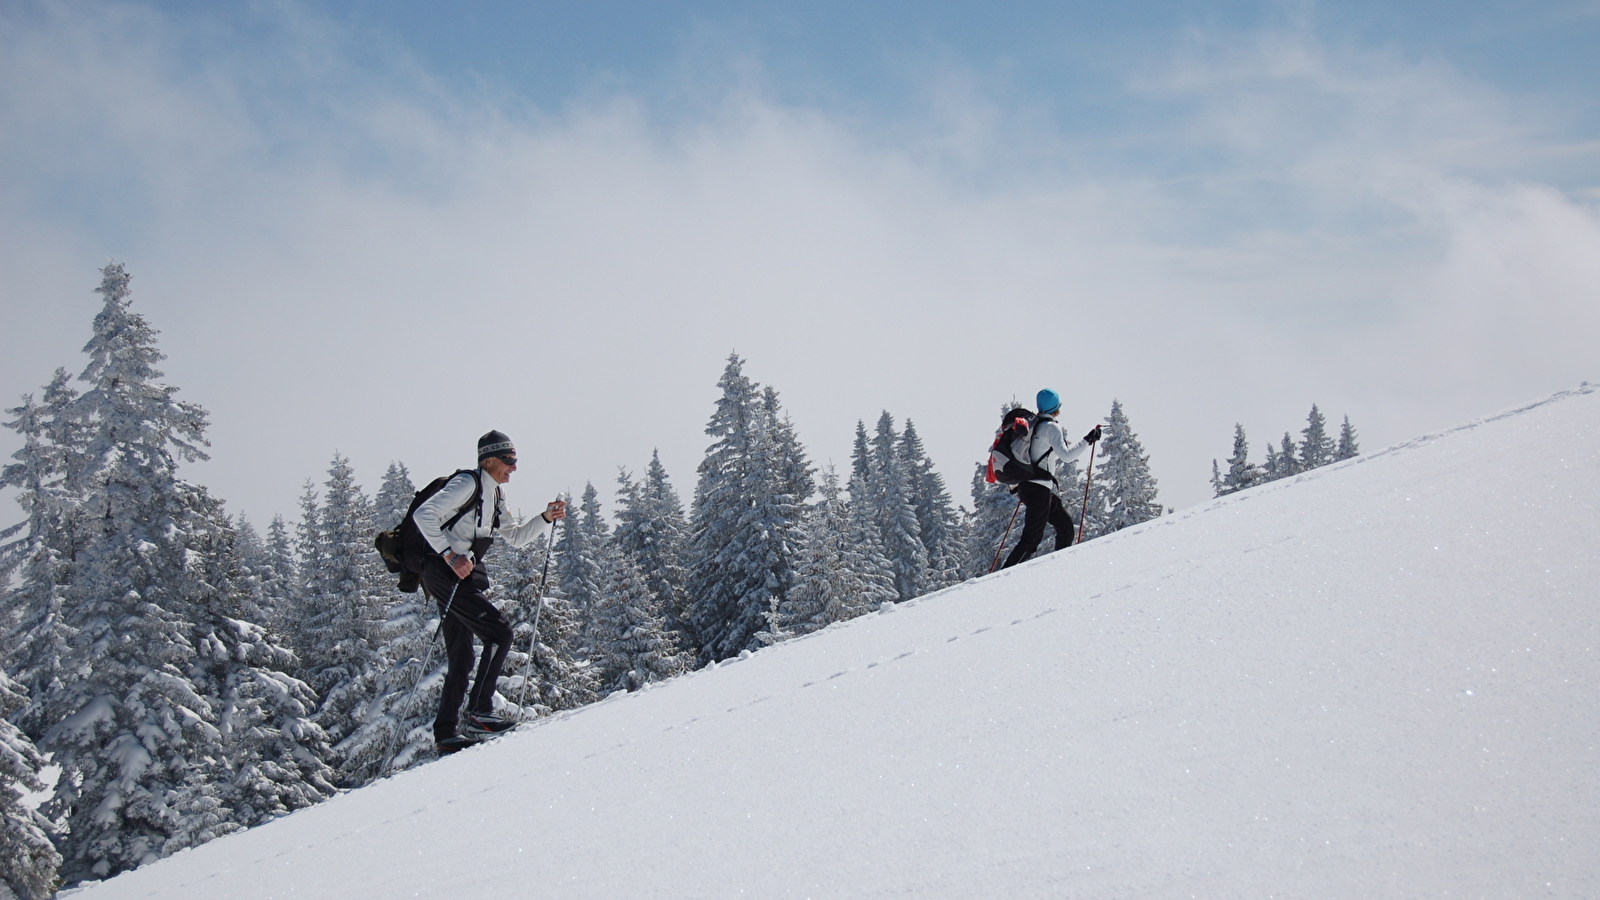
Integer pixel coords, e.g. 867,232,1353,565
412,469,549,559
1027,416,1090,487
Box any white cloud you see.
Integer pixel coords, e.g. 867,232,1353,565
1,1,1595,524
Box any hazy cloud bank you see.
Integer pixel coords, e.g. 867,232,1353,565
2,0,1595,523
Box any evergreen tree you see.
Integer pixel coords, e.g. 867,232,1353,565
868,412,928,602
0,671,61,900
685,354,809,662
899,420,966,590
259,515,299,640
33,264,234,881
764,467,885,641
296,455,389,783
1299,404,1334,470
496,533,597,718
1217,424,1262,496
372,462,415,532
965,462,1021,578
333,585,441,780
557,482,610,650
1335,415,1360,461
762,387,815,507
1093,400,1162,535
843,470,900,609
850,421,871,482
1262,441,1282,483
1,371,82,735
612,454,692,660
1278,432,1300,478
185,520,337,825
590,549,682,692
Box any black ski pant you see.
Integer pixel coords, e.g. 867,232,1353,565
420,546,512,741
1002,481,1074,569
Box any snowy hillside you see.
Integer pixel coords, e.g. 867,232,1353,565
66,385,1599,899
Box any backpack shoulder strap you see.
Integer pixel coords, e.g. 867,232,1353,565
441,469,484,532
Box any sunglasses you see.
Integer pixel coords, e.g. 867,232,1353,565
493,455,518,467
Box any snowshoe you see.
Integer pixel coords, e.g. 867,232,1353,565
435,734,481,755
462,711,517,737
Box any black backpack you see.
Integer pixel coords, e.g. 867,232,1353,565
373,470,499,592
985,407,1056,485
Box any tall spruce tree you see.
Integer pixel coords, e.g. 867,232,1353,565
334,584,440,781
259,515,299,642
765,467,885,641
1216,424,1262,496
1,371,82,735
1335,415,1360,461
496,533,597,718
1299,404,1335,470
557,482,610,655
612,454,692,660
868,412,928,602
32,264,235,881
899,420,966,590
0,671,61,900
685,354,809,662
372,462,416,533
296,455,390,783
184,519,337,825
590,548,682,692
1093,400,1162,535
1262,441,1282,483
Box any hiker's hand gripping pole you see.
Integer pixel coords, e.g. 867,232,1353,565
1077,424,1102,545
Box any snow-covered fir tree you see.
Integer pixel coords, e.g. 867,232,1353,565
333,583,441,780
899,420,967,590
259,515,299,642
685,354,810,662
1090,400,1162,536
1262,440,1282,483
762,387,815,510
293,455,390,784
0,671,61,900
184,517,337,827
372,462,416,533
1,371,82,736
496,532,597,719
557,482,610,653
612,454,693,659
866,412,928,602
590,548,683,692
31,264,236,881
1214,424,1262,497
1335,415,1360,461
762,467,885,642
1266,432,1300,482
1299,404,1334,470
844,470,900,609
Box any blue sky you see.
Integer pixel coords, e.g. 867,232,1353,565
2,0,1597,524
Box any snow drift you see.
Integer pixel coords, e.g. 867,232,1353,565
66,385,1599,899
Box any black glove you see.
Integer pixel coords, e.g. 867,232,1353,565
1084,425,1102,444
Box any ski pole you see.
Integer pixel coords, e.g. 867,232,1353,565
387,575,461,766
516,495,566,720
1077,440,1098,545
987,498,1024,574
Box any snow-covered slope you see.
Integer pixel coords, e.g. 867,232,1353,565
69,385,1599,899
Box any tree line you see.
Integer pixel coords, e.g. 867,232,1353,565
3,264,1182,895
1210,407,1360,497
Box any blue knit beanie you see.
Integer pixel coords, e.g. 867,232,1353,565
1036,389,1061,415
